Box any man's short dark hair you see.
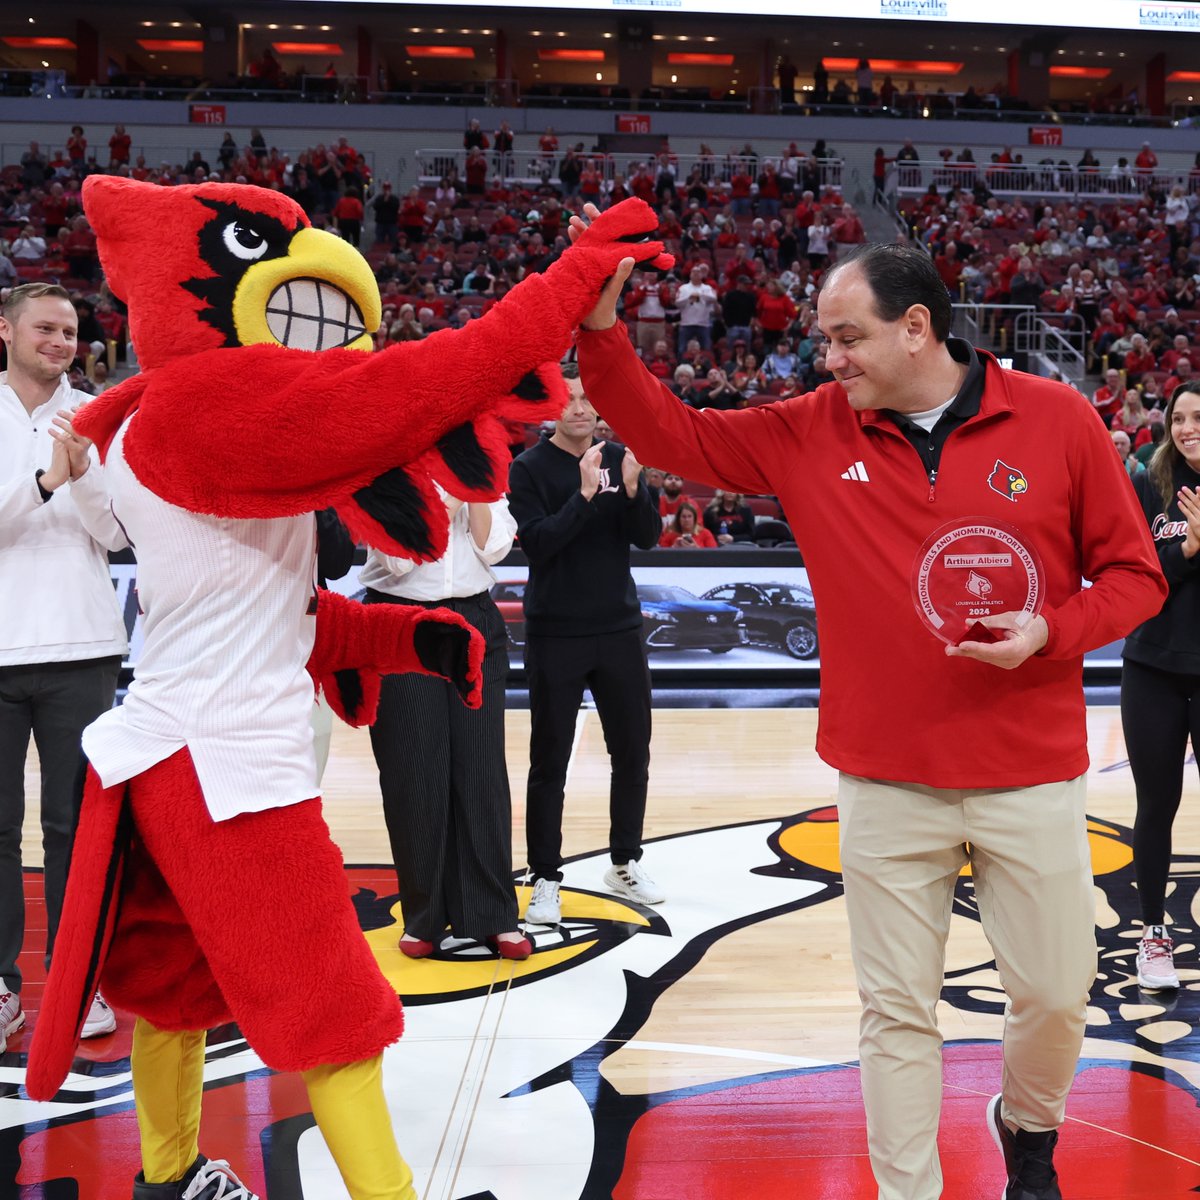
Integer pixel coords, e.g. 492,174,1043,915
3,281,70,321
560,360,580,380
825,244,952,342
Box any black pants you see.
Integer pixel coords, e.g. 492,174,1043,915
0,655,121,990
524,628,652,882
366,591,518,942
1121,657,1200,925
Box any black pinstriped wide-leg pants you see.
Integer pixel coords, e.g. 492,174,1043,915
366,590,519,942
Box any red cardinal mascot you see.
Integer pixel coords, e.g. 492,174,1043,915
24,175,670,1200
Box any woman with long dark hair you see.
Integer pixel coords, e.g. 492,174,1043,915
1122,381,1200,989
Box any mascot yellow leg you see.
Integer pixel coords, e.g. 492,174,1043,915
303,1055,417,1200
132,1018,205,1183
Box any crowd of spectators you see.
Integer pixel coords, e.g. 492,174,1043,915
5,121,1198,547
899,141,1199,467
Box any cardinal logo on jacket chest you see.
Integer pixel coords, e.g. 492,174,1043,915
987,459,1028,502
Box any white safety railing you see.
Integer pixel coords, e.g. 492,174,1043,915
891,159,1197,199
416,149,844,194
1015,311,1087,384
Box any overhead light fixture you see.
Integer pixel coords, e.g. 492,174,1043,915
404,45,475,58
822,57,963,75
538,48,605,61
668,52,734,66
272,42,345,55
2,36,75,48
1049,66,1111,78
137,39,203,52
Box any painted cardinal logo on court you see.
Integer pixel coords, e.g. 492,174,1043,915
10,811,1200,1200
987,459,1028,502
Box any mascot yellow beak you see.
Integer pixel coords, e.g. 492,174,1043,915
230,227,381,354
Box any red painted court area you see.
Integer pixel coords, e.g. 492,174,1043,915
6,852,1200,1199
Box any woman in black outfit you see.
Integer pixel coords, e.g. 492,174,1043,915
1122,381,1200,990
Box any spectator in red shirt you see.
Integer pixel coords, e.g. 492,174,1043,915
659,502,717,548
1165,357,1193,396
630,167,657,205
645,339,676,381
66,125,87,166
487,206,516,238
657,473,695,520
1134,141,1158,183
1124,334,1157,384
722,243,759,287
1159,334,1194,372
756,279,797,352
108,124,131,167
63,215,97,282
831,205,866,259
579,163,602,207
729,167,753,216
756,163,782,217
464,148,488,196
1091,368,1123,421
38,182,72,238
332,188,364,246
934,243,964,294
399,188,427,245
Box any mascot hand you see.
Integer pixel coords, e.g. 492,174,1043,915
544,198,673,327
412,610,485,708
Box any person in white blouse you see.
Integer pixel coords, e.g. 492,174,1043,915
0,283,128,1053
10,225,46,261
360,489,531,960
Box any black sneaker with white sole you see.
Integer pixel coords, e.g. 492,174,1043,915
180,1159,259,1200
132,1155,207,1199
987,1094,1062,1200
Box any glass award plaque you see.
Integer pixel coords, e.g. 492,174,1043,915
911,518,1044,646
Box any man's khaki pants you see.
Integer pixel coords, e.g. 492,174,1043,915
837,773,1096,1200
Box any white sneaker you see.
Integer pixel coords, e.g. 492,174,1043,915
81,991,117,1038
1137,925,1180,990
180,1158,259,1200
603,860,665,905
0,980,24,1054
525,877,561,925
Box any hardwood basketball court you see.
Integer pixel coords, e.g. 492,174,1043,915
4,705,1200,1198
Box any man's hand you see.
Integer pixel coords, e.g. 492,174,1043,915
1178,486,1200,559
944,611,1049,669
621,446,642,498
568,201,638,332
48,407,91,480
40,435,72,494
580,440,606,500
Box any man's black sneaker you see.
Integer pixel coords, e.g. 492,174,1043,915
987,1094,1063,1200
132,1155,206,1199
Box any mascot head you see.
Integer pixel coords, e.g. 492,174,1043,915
82,176,380,371
987,459,1027,503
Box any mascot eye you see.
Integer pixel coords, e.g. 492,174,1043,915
222,221,269,261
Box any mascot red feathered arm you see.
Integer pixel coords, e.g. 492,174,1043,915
73,176,672,718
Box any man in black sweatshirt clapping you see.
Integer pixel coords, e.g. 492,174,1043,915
508,362,664,926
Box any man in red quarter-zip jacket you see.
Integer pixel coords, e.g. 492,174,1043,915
572,229,1166,1200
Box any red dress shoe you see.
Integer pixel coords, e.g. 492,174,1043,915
488,934,532,961
399,936,435,959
